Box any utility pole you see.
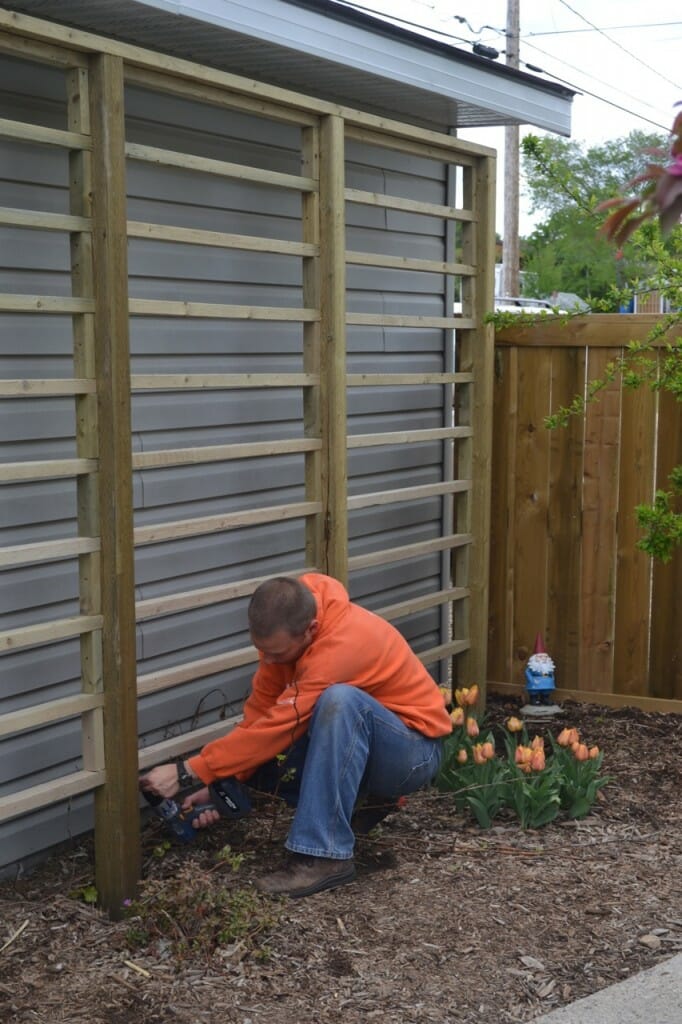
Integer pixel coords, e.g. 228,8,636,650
502,0,520,297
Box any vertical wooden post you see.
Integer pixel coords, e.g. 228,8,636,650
318,114,348,584
67,66,105,779
302,123,323,569
88,52,139,917
455,155,496,698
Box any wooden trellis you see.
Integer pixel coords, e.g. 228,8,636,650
0,8,495,915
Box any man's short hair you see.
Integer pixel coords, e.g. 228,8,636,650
248,577,316,638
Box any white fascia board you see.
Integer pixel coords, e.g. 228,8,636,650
131,0,572,134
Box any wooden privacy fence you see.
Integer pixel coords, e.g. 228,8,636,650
0,10,495,914
489,315,682,708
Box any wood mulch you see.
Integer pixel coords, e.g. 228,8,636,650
1,696,681,1024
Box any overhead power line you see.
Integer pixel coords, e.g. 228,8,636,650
556,0,682,91
526,20,682,37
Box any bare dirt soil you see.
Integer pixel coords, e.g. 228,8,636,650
1,696,681,1024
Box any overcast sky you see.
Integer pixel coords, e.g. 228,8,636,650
345,0,682,233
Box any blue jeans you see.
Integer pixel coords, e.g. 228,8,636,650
250,684,442,860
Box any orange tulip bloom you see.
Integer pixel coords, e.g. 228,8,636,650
531,734,544,751
455,684,480,708
515,745,532,765
506,716,523,733
439,686,452,706
472,743,488,765
450,706,465,727
457,748,468,765
466,717,480,738
589,746,600,760
573,743,590,762
530,748,546,772
481,741,495,760
558,727,579,747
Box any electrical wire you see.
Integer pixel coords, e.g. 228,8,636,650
556,0,682,91
512,35,675,129
526,20,682,37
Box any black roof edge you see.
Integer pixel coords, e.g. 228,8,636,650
289,0,575,98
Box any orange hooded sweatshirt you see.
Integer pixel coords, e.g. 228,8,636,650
188,573,452,784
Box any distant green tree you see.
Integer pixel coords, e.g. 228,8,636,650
521,131,666,304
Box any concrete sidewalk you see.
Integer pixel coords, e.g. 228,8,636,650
532,953,682,1024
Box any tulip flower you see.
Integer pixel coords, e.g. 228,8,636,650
439,686,452,706
466,717,480,738
472,743,488,765
506,716,523,733
515,745,532,765
457,748,468,765
573,743,590,762
530,748,546,772
450,706,465,727
558,727,579,747
589,745,600,760
454,684,479,708
481,741,495,760
531,734,544,751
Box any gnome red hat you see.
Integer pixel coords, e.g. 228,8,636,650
533,633,546,655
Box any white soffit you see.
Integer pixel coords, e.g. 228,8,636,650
4,0,574,134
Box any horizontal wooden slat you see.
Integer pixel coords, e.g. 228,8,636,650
488,681,682,715
345,123,481,166
348,427,472,448
128,298,319,321
136,566,311,621
0,694,104,739
0,378,96,396
0,30,89,69
134,500,321,545
125,141,317,192
345,250,475,276
138,717,242,769
347,372,470,386
0,458,97,482
0,769,106,823
348,534,471,571
347,479,471,510
0,537,100,568
0,206,91,232
417,639,470,666
129,372,318,391
495,314,682,348
0,295,94,314
127,219,317,256
137,648,258,697
133,438,322,469
123,64,318,127
344,187,475,221
346,313,474,329
0,116,91,150
0,615,102,652
377,587,469,623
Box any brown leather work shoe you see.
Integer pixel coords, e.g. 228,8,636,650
254,854,356,898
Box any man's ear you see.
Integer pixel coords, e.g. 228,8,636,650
307,618,319,639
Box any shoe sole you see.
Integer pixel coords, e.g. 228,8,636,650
256,863,357,899
289,864,357,898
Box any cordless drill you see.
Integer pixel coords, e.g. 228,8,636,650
141,776,252,843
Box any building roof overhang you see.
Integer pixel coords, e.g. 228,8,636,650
3,0,574,134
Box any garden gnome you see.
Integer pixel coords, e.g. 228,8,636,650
524,633,556,706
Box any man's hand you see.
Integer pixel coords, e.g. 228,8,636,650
181,787,220,829
139,763,179,799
